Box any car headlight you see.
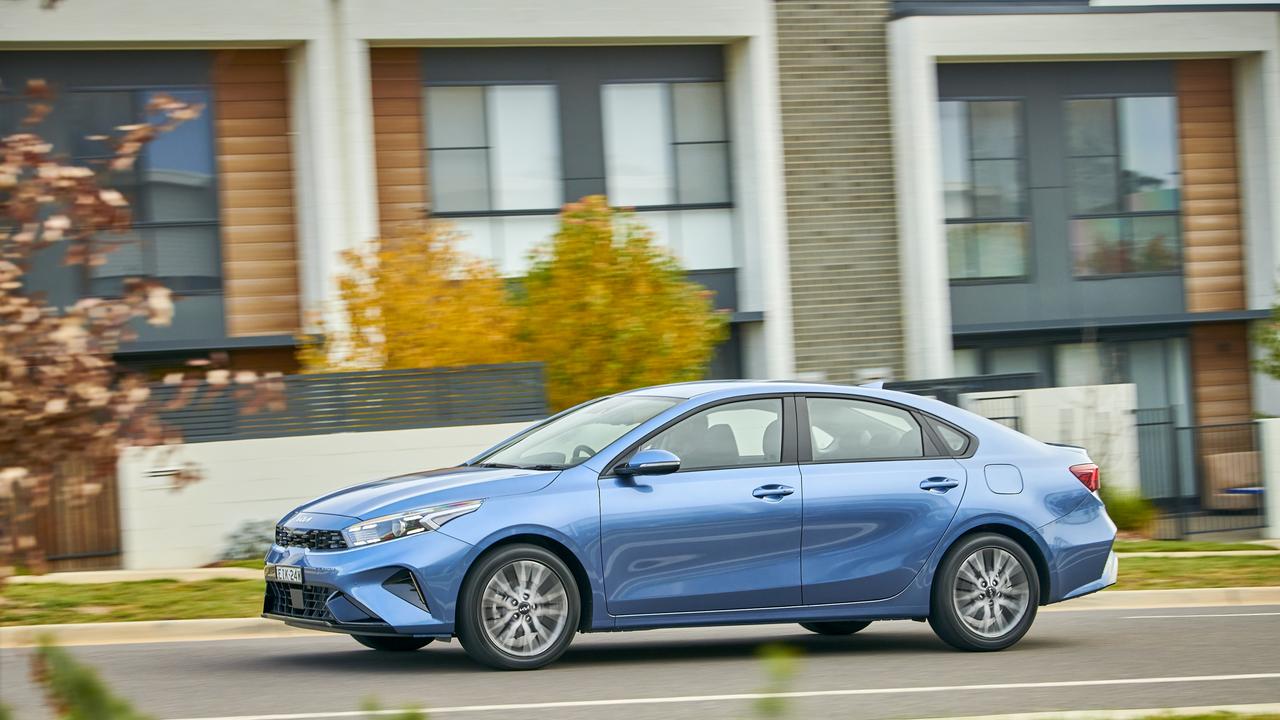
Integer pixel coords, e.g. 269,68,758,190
341,500,482,548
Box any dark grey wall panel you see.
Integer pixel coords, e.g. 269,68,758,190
0,50,212,90
940,62,1185,333
422,46,724,204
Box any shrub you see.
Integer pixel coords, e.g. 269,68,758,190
219,519,276,561
522,196,727,410
1100,485,1157,533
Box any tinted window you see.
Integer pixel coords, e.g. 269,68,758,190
806,398,924,461
927,417,970,455
641,398,782,471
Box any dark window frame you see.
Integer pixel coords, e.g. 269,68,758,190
939,95,1034,285
421,46,732,220
1063,92,1182,280
60,83,223,299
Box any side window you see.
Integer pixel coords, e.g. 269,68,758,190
806,397,924,462
641,398,783,471
926,416,971,456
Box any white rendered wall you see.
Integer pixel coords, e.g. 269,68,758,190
1258,418,1280,539
961,384,1141,495
117,422,531,569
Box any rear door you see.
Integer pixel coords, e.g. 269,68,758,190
798,395,968,604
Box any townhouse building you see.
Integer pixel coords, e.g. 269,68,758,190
1,0,795,381
5,0,1280,439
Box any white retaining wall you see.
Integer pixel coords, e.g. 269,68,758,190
117,422,532,569
1257,418,1280,539
961,384,1142,495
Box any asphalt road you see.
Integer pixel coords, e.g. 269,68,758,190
3,605,1279,720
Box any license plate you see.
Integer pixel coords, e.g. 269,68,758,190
266,565,303,584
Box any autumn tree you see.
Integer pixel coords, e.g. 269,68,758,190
523,196,727,410
0,80,281,574
298,224,525,372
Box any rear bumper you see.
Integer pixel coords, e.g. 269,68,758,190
1059,550,1119,601
1036,496,1118,603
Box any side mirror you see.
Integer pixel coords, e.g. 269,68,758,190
616,448,681,476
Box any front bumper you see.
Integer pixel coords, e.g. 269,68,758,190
261,528,473,636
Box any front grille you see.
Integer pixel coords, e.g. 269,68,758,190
265,581,335,621
276,526,347,551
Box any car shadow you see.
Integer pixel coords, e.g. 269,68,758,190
244,628,1068,674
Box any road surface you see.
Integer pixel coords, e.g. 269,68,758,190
3,605,1279,720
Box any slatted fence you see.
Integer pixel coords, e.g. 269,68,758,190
154,363,548,443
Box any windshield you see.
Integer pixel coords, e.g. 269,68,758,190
476,395,681,469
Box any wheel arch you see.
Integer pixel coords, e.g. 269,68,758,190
938,521,1054,605
462,532,595,632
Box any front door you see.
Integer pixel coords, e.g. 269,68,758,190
599,397,803,615
798,395,967,604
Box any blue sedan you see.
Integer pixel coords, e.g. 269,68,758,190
264,381,1118,669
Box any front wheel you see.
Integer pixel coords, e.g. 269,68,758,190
799,621,871,636
928,533,1039,652
352,634,433,651
456,544,580,670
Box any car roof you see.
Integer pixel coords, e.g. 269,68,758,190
622,379,892,400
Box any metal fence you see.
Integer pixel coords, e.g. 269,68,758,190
153,362,548,443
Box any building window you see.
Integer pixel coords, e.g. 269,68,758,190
1066,96,1181,277
26,88,221,298
420,47,735,275
424,85,562,274
425,85,561,213
939,99,1029,282
601,82,730,208
601,81,734,270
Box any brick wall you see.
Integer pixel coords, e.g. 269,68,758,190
775,0,903,383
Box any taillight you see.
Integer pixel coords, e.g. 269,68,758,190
1070,463,1100,492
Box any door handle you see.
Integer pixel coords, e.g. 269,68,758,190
919,477,960,492
752,484,796,500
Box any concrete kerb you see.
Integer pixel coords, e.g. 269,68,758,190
3,586,1279,649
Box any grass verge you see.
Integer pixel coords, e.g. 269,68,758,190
3,556,1278,625
1111,556,1280,591
0,578,264,626
1114,540,1269,553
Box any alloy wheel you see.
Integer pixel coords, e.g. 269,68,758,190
479,559,570,657
951,546,1031,638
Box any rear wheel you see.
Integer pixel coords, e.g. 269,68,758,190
799,621,871,636
457,544,580,670
352,634,433,652
929,533,1039,652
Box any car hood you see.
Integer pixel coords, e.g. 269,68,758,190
294,466,559,521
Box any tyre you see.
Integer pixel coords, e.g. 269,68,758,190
799,621,871,636
352,634,433,651
928,532,1039,652
456,543,580,670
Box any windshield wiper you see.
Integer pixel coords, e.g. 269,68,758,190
474,462,567,471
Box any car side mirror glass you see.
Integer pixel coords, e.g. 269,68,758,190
616,448,681,476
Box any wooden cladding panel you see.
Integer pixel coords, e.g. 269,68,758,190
1177,60,1244,314
1190,323,1253,426
213,49,301,337
370,48,427,236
